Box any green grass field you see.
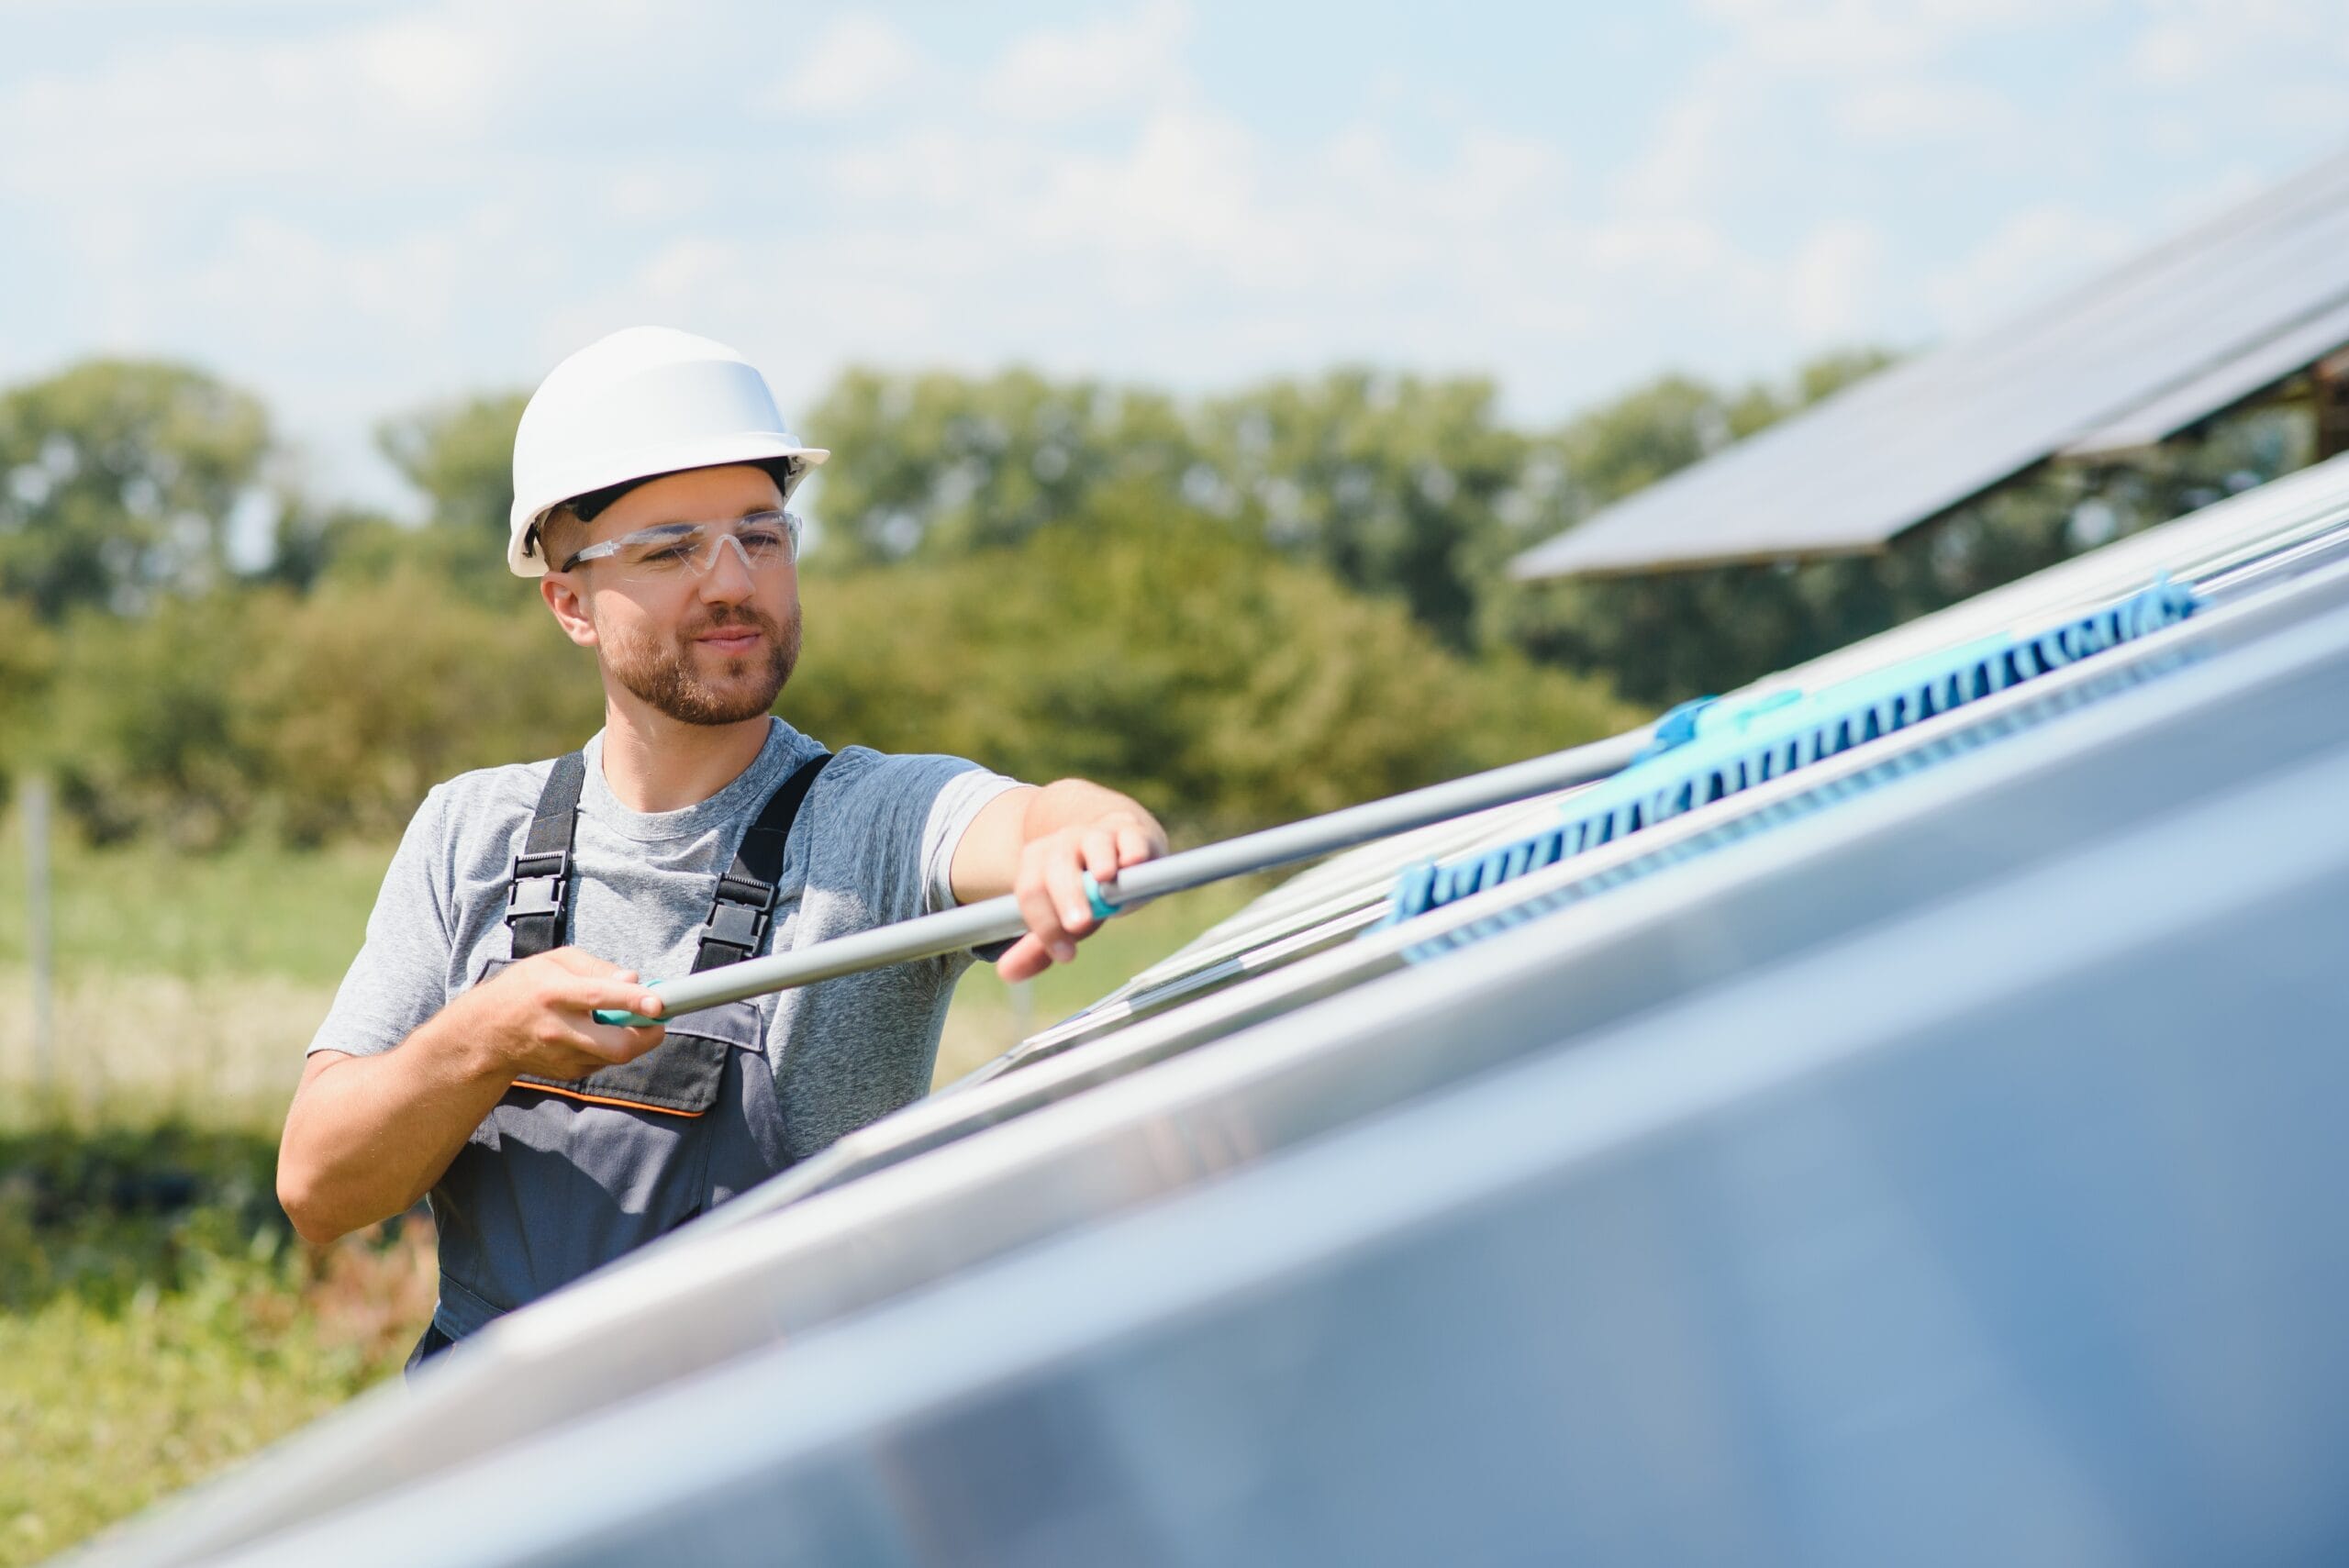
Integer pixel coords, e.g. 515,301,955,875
0,822,1251,1563
0,1119,429,1564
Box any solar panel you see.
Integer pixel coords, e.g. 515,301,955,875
1510,148,2349,579
70,523,2349,1568
184,620,2349,1568
2063,295,2349,457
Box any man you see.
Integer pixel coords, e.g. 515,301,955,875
277,327,1166,1366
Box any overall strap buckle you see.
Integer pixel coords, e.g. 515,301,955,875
690,752,831,974
506,751,587,959
505,850,571,923
698,876,779,959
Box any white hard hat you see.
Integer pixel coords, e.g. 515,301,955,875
507,326,829,576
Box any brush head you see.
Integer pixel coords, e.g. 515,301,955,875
1379,576,2202,935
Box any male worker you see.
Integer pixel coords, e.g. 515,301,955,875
276,327,1166,1368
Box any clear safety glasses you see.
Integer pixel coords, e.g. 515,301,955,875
561,510,804,583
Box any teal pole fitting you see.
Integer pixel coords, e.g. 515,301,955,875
598,982,672,1030
1083,871,1120,925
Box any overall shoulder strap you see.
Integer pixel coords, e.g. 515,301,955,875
691,751,833,973
506,752,586,960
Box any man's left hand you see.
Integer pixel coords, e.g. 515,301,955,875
997,806,1167,982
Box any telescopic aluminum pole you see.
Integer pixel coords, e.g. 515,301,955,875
597,728,1650,1026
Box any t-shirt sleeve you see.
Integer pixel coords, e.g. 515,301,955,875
920,762,1028,915
306,785,460,1059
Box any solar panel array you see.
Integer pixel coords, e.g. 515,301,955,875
61,445,2349,1567
1510,148,2349,579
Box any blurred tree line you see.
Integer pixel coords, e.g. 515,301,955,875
0,347,2305,851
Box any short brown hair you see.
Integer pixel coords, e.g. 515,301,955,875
532,504,589,572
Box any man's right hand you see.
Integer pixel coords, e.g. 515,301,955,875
447,947,668,1083
281,947,669,1245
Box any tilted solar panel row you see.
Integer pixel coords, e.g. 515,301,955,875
183,542,2349,1568
67,469,2349,1567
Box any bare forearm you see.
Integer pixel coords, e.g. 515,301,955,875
277,1019,513,1244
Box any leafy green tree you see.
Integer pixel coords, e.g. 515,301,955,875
804,368,1197,564
45,573,599,847
238,568,598,843
0,361,272,619
44,591,274,848
376,393,529,539
0,595,55,807
254,502,406,595
807,364,1555,650
1197,370,1545,648
361,392,533,602
786,485,1637,839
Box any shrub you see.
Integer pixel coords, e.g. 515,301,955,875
42,593,274,849
788,494,1639,839
235,569,597,844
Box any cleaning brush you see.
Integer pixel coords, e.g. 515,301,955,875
1374,575,2201,935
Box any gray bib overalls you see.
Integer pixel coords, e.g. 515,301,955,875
408,750,829,1370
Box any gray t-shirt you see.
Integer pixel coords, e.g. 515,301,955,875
309,717,1023,1163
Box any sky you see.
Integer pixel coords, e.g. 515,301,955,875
6,0,2349,517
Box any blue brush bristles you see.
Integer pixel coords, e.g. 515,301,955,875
1374,575,2200,936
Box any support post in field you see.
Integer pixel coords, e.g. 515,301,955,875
25,773,53,1094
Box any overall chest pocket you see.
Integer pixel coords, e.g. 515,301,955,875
474,956,766,1118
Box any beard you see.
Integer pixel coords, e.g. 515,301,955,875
603,601,801,726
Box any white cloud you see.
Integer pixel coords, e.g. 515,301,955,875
2127,21,2204,85
1694,0,2062,73
1586,214,1740,282
604,163,720,225
1443,129,1573,221
2125,0,2349,89
980,0,1191,123
1631,0,2128,211
769,15,919,119
0,6,517,193
637,236,750,310
1788,218,1887,339
1618,69,1741,211
0,1,857,203
1834,78,2021,144
1030,110,1279,278
351,13,502,127
1925,202,2135,329
826,128,1043,210
6,0,2348,517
